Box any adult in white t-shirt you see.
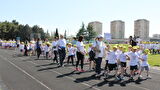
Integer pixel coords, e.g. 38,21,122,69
93,35,106,77
75,36,86,72
57,35,66,67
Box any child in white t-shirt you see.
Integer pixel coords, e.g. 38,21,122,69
19,42,24,53
128,46,139,80
67,43,75,66
41,43,45,58
88,44,96,70
118,46,128,80
138,49,151,79
106,46,119,80
45,43,51,59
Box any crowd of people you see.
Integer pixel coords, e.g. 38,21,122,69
0,35,160,81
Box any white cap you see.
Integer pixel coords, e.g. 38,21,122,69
97,35,103,38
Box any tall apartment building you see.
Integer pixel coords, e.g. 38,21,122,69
110,20,125,39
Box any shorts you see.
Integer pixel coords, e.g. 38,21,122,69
141,66,149,71
120,62,126,67
130,65,138,70
108,64,118,71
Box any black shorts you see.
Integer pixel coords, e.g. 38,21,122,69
130,65,138,70
108,64,118,71
120,62,126,67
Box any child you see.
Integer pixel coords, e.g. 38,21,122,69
138,49,151,79
105,46,119,80
103,45,110,75
52,38,58,64
128,46,139,80
88,44,95,70
19,42,25,54
41,43,46,58
45,42,51,59
67,43,75,66
118,46,128,80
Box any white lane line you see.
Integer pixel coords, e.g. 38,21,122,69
29,61,101,90
0,55,52,90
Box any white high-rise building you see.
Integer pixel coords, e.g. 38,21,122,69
134,19,149,40
110,20,125,39
88,21,102,35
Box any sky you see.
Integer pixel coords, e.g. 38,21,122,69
0,0,160,38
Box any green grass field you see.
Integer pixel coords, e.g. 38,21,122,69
148,54,160,67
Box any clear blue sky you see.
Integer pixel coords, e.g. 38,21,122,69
0,0,160,38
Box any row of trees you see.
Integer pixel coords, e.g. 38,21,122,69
0,20,96,42
0,20,48,41
76,23,97,42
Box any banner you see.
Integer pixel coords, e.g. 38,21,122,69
104,33,111,40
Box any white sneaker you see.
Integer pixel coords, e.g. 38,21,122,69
104,73,109,78
115,76,120,81
147,75,151,79
138,75,143,79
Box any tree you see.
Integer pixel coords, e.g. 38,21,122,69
45,30,50,39
76,23,87,38
86,24,97,42
64,30,67,39
0,20,48,41
54,28,59,38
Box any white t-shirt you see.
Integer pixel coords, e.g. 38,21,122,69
57,39,66,48
73,47,77,55
52,41,57,47
140,54,149,66
88,47,92,53
93,41,106,58
118,53,127,62
45,46,51,52
68,47,75,56
136,50,142,63
52,41,58,51
128,52,139,66
105,50,110,60
19,44,24,50
116,49,122,58
76,41,85,53
108,51,117,64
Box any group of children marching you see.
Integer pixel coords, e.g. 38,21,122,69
88,43,151,80
0,38,154,81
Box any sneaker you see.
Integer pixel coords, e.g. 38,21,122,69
104,73,109,78
129,77,134,81
74,68,79,71
79,69,85,72
95,74,100,77
120,76,125,80
115,76,120,81
147,75,151,79
138,75,143,79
